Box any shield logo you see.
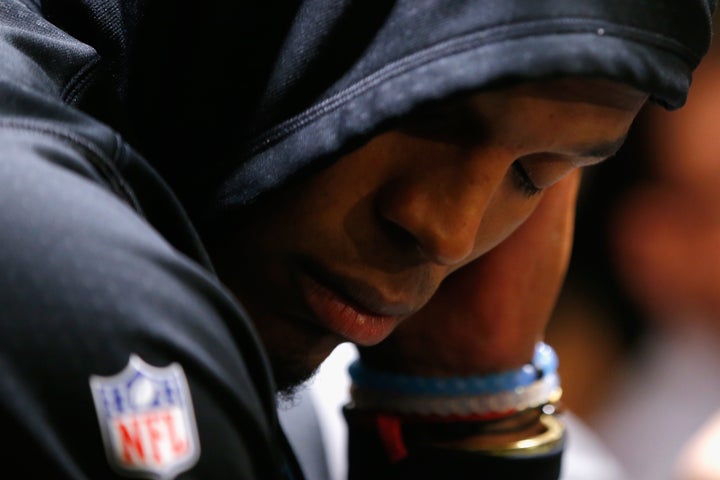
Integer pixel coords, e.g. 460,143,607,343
90,355,201,479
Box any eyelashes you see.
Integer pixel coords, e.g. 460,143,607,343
511,161,542,197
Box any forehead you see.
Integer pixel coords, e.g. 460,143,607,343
393,75,647,161
432,76,647,158
406,76,648,126
492,77,648,111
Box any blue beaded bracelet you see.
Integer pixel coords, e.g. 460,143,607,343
348,342,558,395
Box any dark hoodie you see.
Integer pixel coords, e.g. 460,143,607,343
0,1,714,479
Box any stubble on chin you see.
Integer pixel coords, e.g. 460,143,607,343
272,352,322,406
253,313,340,404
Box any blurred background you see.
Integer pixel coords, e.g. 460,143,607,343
545,16,720,480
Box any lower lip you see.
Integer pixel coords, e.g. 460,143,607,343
299,274,400,346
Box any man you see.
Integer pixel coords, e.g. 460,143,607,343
0,1,714,479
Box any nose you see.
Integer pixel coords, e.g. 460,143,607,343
377,158,506,266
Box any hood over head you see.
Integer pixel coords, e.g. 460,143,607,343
127,0,716,218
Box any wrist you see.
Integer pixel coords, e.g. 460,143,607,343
345,342,566,461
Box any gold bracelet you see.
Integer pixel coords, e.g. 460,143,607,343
429,414,565,456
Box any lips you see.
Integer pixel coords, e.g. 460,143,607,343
297,265,411,346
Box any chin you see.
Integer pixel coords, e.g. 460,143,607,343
233,290,343,397
272,349,322,389
273,359,321,404
260,323,342,398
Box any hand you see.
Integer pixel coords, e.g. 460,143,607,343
359,170,580,376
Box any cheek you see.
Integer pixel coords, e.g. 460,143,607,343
248,154,392,265
471,184,544,259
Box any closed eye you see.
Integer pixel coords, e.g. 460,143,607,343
511,161,542,197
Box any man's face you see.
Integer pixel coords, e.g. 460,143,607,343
211,77,646,392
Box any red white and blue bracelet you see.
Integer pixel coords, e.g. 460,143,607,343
349,342,560,416
344,342,565,460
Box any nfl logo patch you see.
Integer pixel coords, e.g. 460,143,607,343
90,355,200,479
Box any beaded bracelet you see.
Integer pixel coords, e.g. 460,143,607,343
351,372,562,417
349,342,558,395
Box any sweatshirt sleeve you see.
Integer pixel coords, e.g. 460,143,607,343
344,407,564,479
0,122,299,479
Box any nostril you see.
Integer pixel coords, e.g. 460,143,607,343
377,213,421,252
375,188,479,266
375,175,485,266
377,210,471,266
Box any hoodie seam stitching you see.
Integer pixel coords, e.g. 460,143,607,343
246,18,697,156
0,118,143,213
61,55,103,106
